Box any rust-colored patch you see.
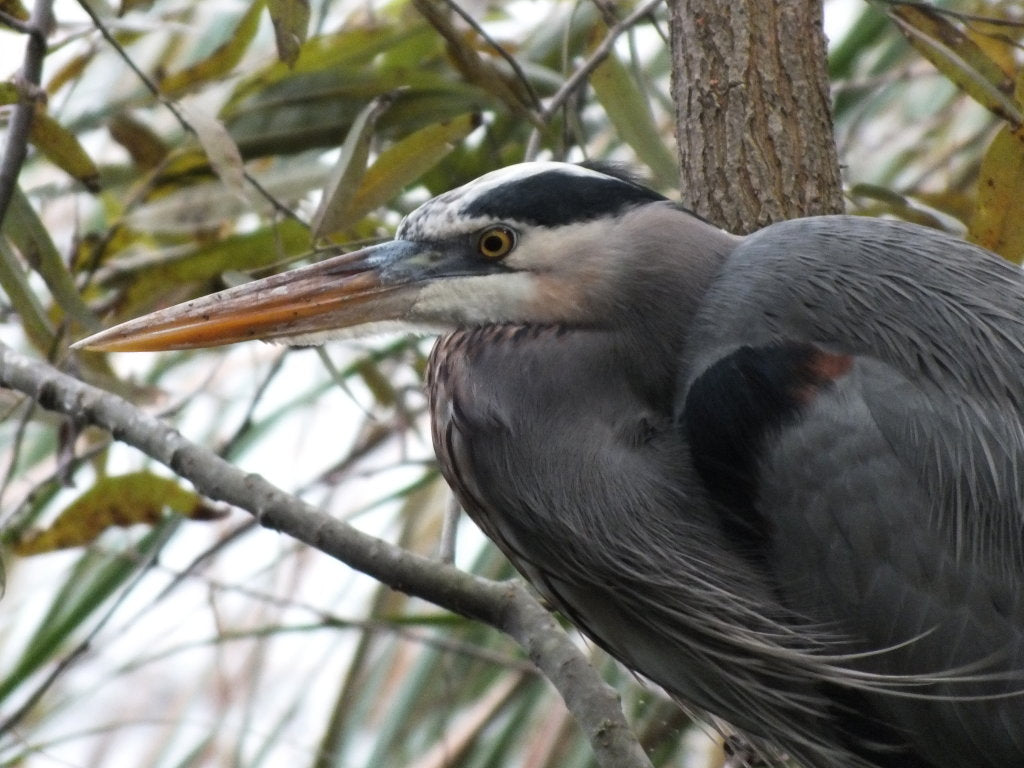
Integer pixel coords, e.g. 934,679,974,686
793,350,853,405
809,350,854,381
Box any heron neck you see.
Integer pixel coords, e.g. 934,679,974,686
611,221,735,397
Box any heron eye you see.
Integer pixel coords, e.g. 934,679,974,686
477,227,517,260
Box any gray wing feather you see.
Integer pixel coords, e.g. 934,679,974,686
689,216,1024,765
691,216,1024,569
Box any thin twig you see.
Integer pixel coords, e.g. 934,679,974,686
442,0,542,110
73,0,303,224
525,0,664,159
413,0,543,128
0,0,54,230
0,9,34,34
218,349,290,458
541,0,664,122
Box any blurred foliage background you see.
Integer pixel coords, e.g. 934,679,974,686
1,1,1023,766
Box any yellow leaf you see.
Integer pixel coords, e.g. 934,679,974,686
0,0,28,21
0,82,19,104
46,51,94,96
969,125,1024,264
14,472,224,556
108,114,169,170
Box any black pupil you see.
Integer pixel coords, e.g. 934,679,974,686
482,233,505,253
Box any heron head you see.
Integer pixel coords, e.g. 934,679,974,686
74,162,722,352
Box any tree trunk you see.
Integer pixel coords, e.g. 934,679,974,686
669,0,843,233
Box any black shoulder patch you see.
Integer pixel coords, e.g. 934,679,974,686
682,343,853,562
460,168,667,227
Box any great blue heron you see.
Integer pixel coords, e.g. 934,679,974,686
76,162,1024,767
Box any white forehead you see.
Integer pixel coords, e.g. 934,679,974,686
397,162,611,240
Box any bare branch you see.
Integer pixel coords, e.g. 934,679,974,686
0,342,655,768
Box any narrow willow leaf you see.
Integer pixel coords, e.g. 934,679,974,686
123,158,323,233
14,471,223,556
320,112,481,238
848,183,961,231
28,108,100,190
45,49,95,96
179,96,248,201
225,25,429,111
5,187,98,331
589,48,677,188
0,238,55,351
108,114,169,169
310,94,395,239
0,0,28,21
158,0,265,96
828,4,889,80
0,81,19,103
969,124,1024,264
890,5,1021,126
267,0,310,66
0,83,99,188
109,218,312,323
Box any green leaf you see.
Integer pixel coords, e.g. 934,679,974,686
311,94,395,240
108,113,169,170
28,108,100,190
0,523,178,705
159,0,266,96
267,0,310,67
225,68,487,159
589,48,677,188
4,187,99,333
315,112,481,239
0,237,55,352
109,218,312,322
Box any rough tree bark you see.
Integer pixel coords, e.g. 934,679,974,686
670,0,844,233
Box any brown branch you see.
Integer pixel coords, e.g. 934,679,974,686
441,0,542,110
0,0,54,230
413,0,544,128
0,342,654,768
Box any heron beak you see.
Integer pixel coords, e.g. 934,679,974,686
72,240,432,352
